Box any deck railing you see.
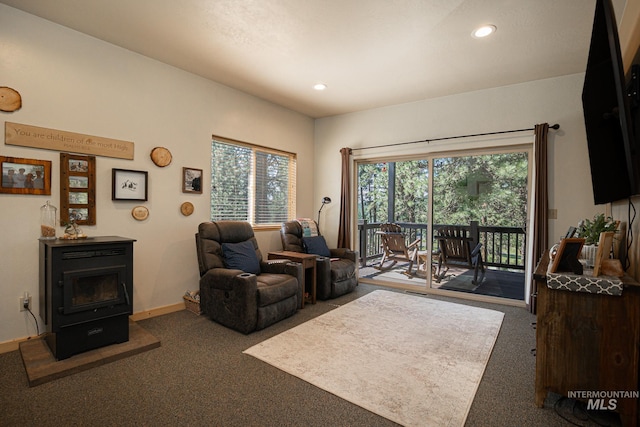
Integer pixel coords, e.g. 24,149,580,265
357,221,526,270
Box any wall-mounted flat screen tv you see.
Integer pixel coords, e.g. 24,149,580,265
582,0,640,205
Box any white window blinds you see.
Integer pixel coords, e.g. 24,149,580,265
211,137,296,226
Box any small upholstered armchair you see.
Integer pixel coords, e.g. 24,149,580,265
280,220,357,300
196,221,303,334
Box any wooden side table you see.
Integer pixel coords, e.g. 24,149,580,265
416,251,429,277
267,251,317,308
534,252,640,426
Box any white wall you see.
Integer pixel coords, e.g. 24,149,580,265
0,5,315,344
315,74,607,286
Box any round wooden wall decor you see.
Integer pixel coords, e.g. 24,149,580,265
180,202,194,216
131,206,149,221
150,147,172,167
0,87,22,112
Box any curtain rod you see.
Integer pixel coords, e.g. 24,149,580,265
350,123,560,152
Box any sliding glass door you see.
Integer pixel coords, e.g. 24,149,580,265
356,147,530,302
430,151,529,299
357,160,430,283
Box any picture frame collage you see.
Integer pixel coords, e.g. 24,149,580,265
3,147,203,225
60,153,96,225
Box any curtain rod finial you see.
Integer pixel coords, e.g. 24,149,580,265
550,124,560,130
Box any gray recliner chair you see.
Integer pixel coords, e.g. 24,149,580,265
196,221,302,334
280,220,357,300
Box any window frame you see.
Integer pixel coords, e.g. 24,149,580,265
211,135,296,230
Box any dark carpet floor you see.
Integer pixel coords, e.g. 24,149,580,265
0,283,615,426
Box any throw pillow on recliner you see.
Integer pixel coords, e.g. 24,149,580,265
302,235,331,257
222,241,261,275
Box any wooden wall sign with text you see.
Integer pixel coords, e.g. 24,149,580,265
4,122,134,160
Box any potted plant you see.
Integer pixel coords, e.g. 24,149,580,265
577,213,618,245
576,213,618,266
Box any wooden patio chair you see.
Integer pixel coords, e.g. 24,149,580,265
375,223,421,276
434,225,485,285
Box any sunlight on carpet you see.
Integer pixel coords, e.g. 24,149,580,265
243,290,504,426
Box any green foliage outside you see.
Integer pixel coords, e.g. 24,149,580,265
433,153,528,228
254,151,291,224
396,160,429,224
358,152,528,229
211,142,251,221
211,141,293,224
358,163,388,223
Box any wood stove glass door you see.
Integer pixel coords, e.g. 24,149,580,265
62,265,127,314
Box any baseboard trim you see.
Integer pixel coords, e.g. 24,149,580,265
0,337,32,355
0,302,186,355
129,302,185,321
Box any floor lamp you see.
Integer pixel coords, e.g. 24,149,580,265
317,196,331,230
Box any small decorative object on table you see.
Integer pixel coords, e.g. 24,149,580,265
549,238,585,274
39,201,57,240
183,290,201,315
60,219,86,239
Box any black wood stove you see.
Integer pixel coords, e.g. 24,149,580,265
39,236,135,360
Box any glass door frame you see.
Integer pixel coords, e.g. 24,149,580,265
353,139,534,306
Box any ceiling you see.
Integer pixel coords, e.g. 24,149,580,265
0,0,628,118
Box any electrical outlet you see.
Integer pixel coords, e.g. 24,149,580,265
20,293,30,312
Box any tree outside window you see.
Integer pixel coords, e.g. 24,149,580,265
211,138,296,227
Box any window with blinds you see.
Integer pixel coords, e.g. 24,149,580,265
211,137,296,227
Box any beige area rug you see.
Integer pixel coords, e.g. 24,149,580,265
243,290,504,427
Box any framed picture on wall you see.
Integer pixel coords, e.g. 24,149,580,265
112,168,148,201
60,153,96,225
182,167,202,194
0,156,51,195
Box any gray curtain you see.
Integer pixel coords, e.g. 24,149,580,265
337,148,352,249
530,123,549,313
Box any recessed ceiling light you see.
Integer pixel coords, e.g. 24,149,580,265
472,25,496,39
313,83,327,91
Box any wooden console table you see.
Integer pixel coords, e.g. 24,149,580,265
534,252,640,426
267,251,316,308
